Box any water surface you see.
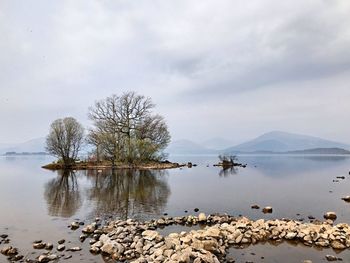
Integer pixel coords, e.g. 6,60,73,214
1,155,350,262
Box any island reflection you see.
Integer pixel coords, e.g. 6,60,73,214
44,170,82,218
44,169,170,220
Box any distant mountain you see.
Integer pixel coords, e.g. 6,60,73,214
224,131,350,153
0,137,46,154
166,139,217,154
202,137,234,151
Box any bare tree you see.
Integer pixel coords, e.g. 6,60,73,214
117,92,154,162
88,92,169,164
46,117,84,167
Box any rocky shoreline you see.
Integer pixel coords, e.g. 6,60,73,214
3,213,349,262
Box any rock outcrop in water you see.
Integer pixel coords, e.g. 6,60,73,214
82,214,350,262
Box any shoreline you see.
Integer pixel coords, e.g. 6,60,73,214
1,214,348,263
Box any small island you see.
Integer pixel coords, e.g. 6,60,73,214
42,160,185,170
43,92,181,171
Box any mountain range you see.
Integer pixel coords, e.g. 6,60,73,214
0,131,349,155
167,131,350,155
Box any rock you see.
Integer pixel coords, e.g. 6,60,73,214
45,243,53,250
324,212,337,220
142,230,161,241
0,246,11,255
285,232,297,239
325,255,337,261
89,246,100,254
251,204,260,209
37,254,58,262
198,213,207,222
11,255,24,261
38,255,50,263
47,254,59,261
57,239,65,244
67,247,82,252
82,224,96,234
101,242,116,255
71,221,80,230
79,234,88,242
262,206,273,213
331,240,346,249
33,243,46,249
341,196,350,202
336,176,345,179
0,234,8,239
57,245,65,251
303,260,312,263
1,246,18,256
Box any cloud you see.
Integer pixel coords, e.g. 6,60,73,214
0,0,350,143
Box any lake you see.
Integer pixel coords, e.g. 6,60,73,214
1,154,350,262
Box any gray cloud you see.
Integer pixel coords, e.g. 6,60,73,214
1,0,350,144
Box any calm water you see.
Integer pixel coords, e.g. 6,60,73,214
1,155,350,262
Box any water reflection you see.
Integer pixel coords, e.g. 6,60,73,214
218,166,238,177
240,155,350,178
44,170,82,218
85,169,170,220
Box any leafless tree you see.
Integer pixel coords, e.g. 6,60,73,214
46,117,84,166
88,92,168,164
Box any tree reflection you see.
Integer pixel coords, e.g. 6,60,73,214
85,169,170,220
44,170,82,218
219,166,238,177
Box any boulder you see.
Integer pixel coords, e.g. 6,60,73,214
198,213,207,222
324,212,337,220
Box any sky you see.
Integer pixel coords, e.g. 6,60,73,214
1,0,350,145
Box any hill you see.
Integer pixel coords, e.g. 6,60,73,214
225,131,350,153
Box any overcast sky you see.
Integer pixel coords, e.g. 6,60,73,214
1,0,350,145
